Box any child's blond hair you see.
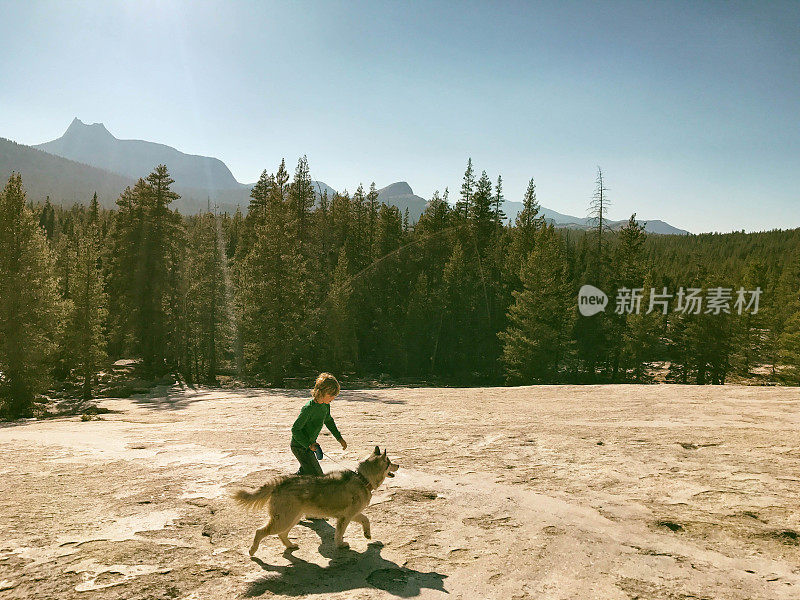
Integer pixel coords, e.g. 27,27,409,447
312,372,340,401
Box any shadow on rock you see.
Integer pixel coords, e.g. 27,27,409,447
245,539,447,598
338,390,406,405
130,387,215,411
130,385,311,411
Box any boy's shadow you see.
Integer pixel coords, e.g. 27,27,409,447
245,520,447,597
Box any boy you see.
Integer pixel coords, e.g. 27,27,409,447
291,373,348,475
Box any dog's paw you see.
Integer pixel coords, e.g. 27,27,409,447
248,547,258,557
364,530,371,539
337,542,350,549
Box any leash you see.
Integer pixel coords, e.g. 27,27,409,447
320,449,374,491
320,448,352,470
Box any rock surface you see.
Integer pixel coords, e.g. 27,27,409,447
1,384,798,599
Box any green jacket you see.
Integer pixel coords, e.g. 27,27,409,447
291,399,343,449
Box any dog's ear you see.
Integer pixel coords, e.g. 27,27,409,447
374,445,381,455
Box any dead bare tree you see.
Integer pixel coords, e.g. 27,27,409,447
588,166,610,255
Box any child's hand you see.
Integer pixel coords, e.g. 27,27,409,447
310,443,320,451
339,438,347,450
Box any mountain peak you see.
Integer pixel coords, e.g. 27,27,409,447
36,118,240,192
379,181,413,196
64,118,114,139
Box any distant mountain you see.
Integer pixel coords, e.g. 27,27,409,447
31,119,348,214
11,119,689,232
376,182,428,222
320,181,428,223
624,219,688,235
0,137,248,214
0,137,135,208
312,180,338,199
35,118,242,191
502,200,689,235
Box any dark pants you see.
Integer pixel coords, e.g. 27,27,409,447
291,441,323,476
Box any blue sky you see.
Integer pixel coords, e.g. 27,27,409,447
1,0,798,233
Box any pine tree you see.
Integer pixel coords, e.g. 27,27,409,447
414,189,453,332
0,174,66,417
439,241,474,376
575,170,612,381
405,271,438,375
464,172,498,377
506,177,544,291
107,166,183,376
376,204,403,257
687,311,735,384
329,190,352,267
760,258,798,375
141,165,182,374
225,207,244,259
39,196,55,239
275,158,289,197
184,214,230,383
457,158,475,220
608,214,647,381
248,170,272,221
493,175,506,230
345,185,371,274
325,247,358,373
499,224,574,383
489,175,509,379
289,156,315,242
105,183,141,357
469,170,494,254
666,313,691,384
319,188,330,214
236,171,307,385
666,264,736,384
731,258,769,375
312,188,333,271
516,178,544,240
89,192,100,225
438,238,493,378
417,189,451,236
622,271,663,382
65,223,108,399
53,233,74,301
367,182,380,257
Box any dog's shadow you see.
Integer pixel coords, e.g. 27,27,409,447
244,520,447,597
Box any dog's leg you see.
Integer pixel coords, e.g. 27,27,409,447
334,517,352,548
250,510,301,555
278,514,303,550
352,513,371,539
250,519,278,556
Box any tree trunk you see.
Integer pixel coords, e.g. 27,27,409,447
83,371,92,401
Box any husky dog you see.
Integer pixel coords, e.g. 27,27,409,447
235,446,399,554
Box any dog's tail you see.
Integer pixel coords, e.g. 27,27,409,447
233,478,281,511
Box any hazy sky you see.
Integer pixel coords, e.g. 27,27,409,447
1,0,798,233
